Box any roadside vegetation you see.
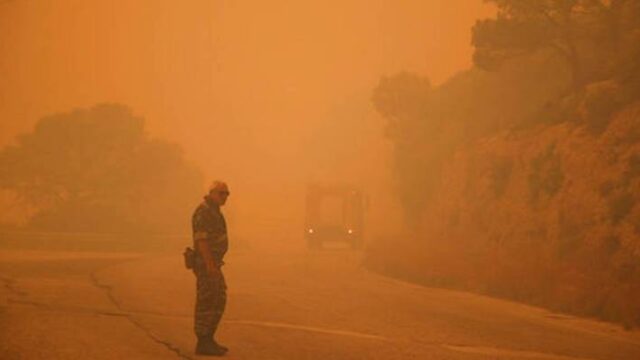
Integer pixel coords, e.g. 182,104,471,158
368,0,640,328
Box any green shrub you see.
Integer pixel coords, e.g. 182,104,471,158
608,191,635,224
602,235,621,255
531,93,580,126
599,181,615,197
528,144,565,204
557,211,583,258
627,154,640,179
581,81,622,134
490,158,513,198
615,126,640,146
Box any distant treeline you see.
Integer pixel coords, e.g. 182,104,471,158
0,103,203,234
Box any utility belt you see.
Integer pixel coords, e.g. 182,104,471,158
183,247,225,270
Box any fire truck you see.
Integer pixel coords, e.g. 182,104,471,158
304,184,366,249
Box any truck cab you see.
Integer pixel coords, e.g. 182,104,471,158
304,184,365,249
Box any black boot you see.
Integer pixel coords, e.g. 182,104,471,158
196,336,226,356
213,339,229,353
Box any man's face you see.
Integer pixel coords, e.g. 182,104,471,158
209,184,230,206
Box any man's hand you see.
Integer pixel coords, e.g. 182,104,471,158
205,257,219,276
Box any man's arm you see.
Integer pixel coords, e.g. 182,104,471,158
193,206,225,276
196,238,219,276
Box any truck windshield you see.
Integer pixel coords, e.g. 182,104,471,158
317,196,344,227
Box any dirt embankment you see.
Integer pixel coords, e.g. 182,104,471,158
368,102,640,328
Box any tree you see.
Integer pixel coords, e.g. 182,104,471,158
372,72,433,223
0,103,203,233
472,0,615,90
372,72,433,140
609,0,640,97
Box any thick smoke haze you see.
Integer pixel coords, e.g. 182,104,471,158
3,1,640,358
0,0,494,239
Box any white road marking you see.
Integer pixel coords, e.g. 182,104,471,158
226,320,393,341
226,320,600,360
442,344,596,360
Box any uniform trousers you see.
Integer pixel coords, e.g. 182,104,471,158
194,261,227,338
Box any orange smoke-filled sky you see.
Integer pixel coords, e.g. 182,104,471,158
0,0,494,190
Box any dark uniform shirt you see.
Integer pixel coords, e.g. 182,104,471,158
192,197,228,265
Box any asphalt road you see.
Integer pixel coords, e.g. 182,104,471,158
2,246,640,360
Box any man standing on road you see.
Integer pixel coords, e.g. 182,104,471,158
192,181,230,356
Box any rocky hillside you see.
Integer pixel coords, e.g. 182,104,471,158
368,102,640,328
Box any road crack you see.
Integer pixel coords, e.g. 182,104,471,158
89,272,193,360
1,276,27,298
7,297,129,318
